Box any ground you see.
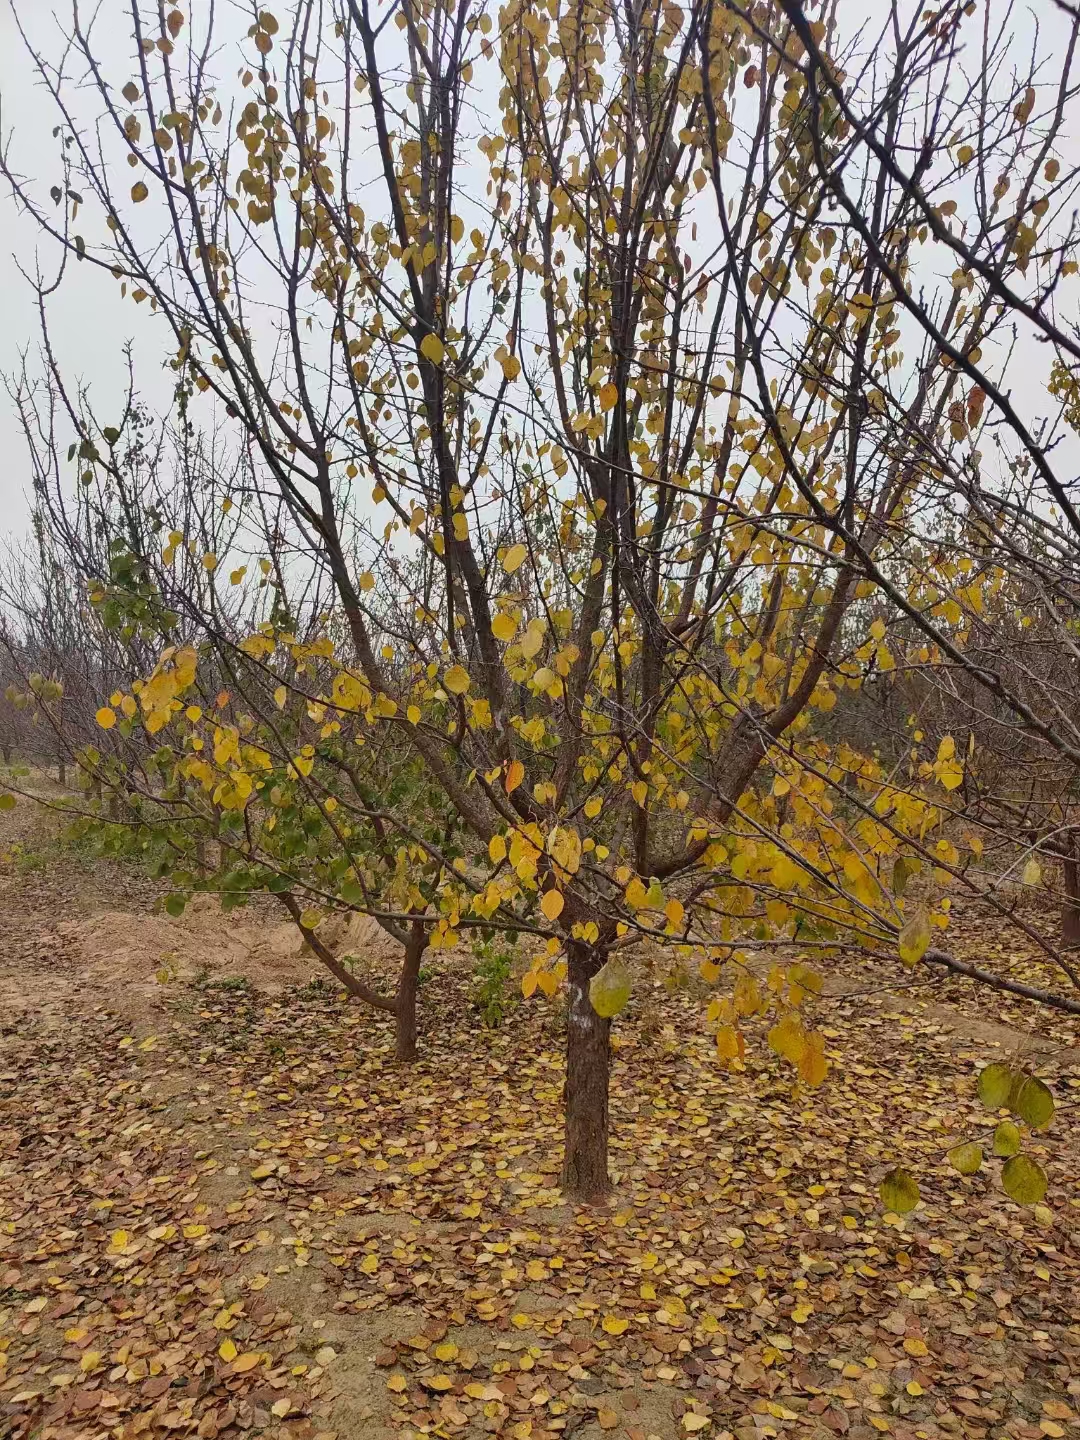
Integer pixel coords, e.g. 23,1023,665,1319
1,786,1078,1440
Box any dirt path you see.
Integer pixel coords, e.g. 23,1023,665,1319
1,796,1078,1440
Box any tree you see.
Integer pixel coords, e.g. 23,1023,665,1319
5,0,1080,1202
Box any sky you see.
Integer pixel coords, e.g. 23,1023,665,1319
0,0,1075,547
0,3,180,544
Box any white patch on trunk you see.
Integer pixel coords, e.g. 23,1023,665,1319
568,978,592,1031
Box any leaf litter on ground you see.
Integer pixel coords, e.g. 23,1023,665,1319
0,801,1078,1440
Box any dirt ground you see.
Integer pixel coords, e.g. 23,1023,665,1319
1,787,1078,1440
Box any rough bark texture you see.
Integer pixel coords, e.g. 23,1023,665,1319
562,943,612,1202
1063,830,1080,947
395,923,427,1062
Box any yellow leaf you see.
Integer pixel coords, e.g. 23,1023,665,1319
80,1351,101,1372
492,613,517,642
797,1031,828,1087
219,1339,238,1362
96,707,117,730
506,759,524,793
902,1337,929,1357
274,685,287,708
503,543,527,574
540,890,564,922
387,1373,408,1392
584,795,602,818
420,333,445,365
452,511,469,541
521,970,538,998
598,382,618,411
407,704,421,724
601,1315,629,1335
716,1025,742,1063
520,623,544,659
131,181,148,202
898,908,930,967
768,1013,805,1063
359,1252,379,1274
500,353,521,381
444,664,471,695
202,552,217,571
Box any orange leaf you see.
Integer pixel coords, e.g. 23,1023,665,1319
230,1353,262,1374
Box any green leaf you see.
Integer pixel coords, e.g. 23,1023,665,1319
879,1166,920,1213
992,1120,1021,1157
164,892,187,917
589,957,632,1019
1010,1076,1054,1129
1001,1153,1047,1205
976,1062,1015,1110
947,1142,983,1176
0,793,15,810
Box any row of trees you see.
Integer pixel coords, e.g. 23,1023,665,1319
2,0,1079,1200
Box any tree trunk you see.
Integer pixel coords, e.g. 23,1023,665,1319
1,743,10,765
1063,829,1080,947
394,921,428,1062
57,754,66,786
562,942,612,1202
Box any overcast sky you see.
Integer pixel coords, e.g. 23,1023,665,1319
0,0,1074,548
0,3,177,544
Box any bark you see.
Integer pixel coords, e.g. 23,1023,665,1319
57,755,66,786
562,942,612,1202
1,743,10,765
395,921,428,1062
1062,829,1080,947
924,947,1080,1015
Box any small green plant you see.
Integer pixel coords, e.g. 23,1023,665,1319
471,934,518,1028
211,976,253,994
